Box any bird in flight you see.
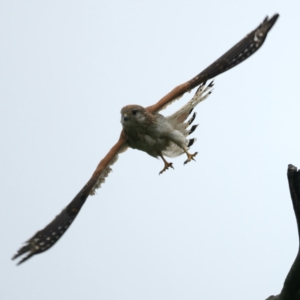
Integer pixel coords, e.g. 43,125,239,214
12,14,279,265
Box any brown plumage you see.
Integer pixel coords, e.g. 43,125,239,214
121,83,213,174
12,14,279,265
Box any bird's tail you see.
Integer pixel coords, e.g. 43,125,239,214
163,81,213,157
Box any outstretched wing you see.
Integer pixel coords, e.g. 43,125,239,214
147,14,279,114
12,132,127,265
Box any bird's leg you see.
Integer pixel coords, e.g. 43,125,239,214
159,153,174,175
183,148,198,165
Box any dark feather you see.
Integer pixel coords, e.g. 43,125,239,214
12,179,94,265
188,14,279,90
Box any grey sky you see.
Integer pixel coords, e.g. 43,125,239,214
1,1,299,300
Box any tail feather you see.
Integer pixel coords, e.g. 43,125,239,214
163,81,213,158
188,138,197,148
188,112,197,125
189,124,198,135
166,81,213,130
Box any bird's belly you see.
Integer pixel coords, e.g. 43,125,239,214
128,134,170,157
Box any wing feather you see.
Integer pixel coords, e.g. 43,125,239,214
12,14,279,265
146,14,279,114
12,132,127,265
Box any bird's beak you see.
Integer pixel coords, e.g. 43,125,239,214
123,114,129,122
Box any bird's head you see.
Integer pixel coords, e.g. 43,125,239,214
120,105,149,128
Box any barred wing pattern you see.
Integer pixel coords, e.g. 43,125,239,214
12,14,279,265
147,14,279,114
12,133,127,265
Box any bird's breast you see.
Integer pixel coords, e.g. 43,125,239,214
124,124,171,156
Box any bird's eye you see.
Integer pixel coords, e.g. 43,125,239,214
132,110,138,115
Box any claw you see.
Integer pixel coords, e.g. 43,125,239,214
159,162,174,175
184,152,198,165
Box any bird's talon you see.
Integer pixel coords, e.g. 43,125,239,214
159,162,174,175
184,152,198,165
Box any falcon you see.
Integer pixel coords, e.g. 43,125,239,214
12,14,279,265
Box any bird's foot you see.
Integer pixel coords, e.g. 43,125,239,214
159,162,174,175
184,152,198,165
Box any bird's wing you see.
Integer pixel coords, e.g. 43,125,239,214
146,14,279,114
166,81,213,128
12,132,127,265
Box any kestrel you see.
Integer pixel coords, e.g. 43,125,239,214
12,14,279,265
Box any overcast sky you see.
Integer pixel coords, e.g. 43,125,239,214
1,1,299,300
